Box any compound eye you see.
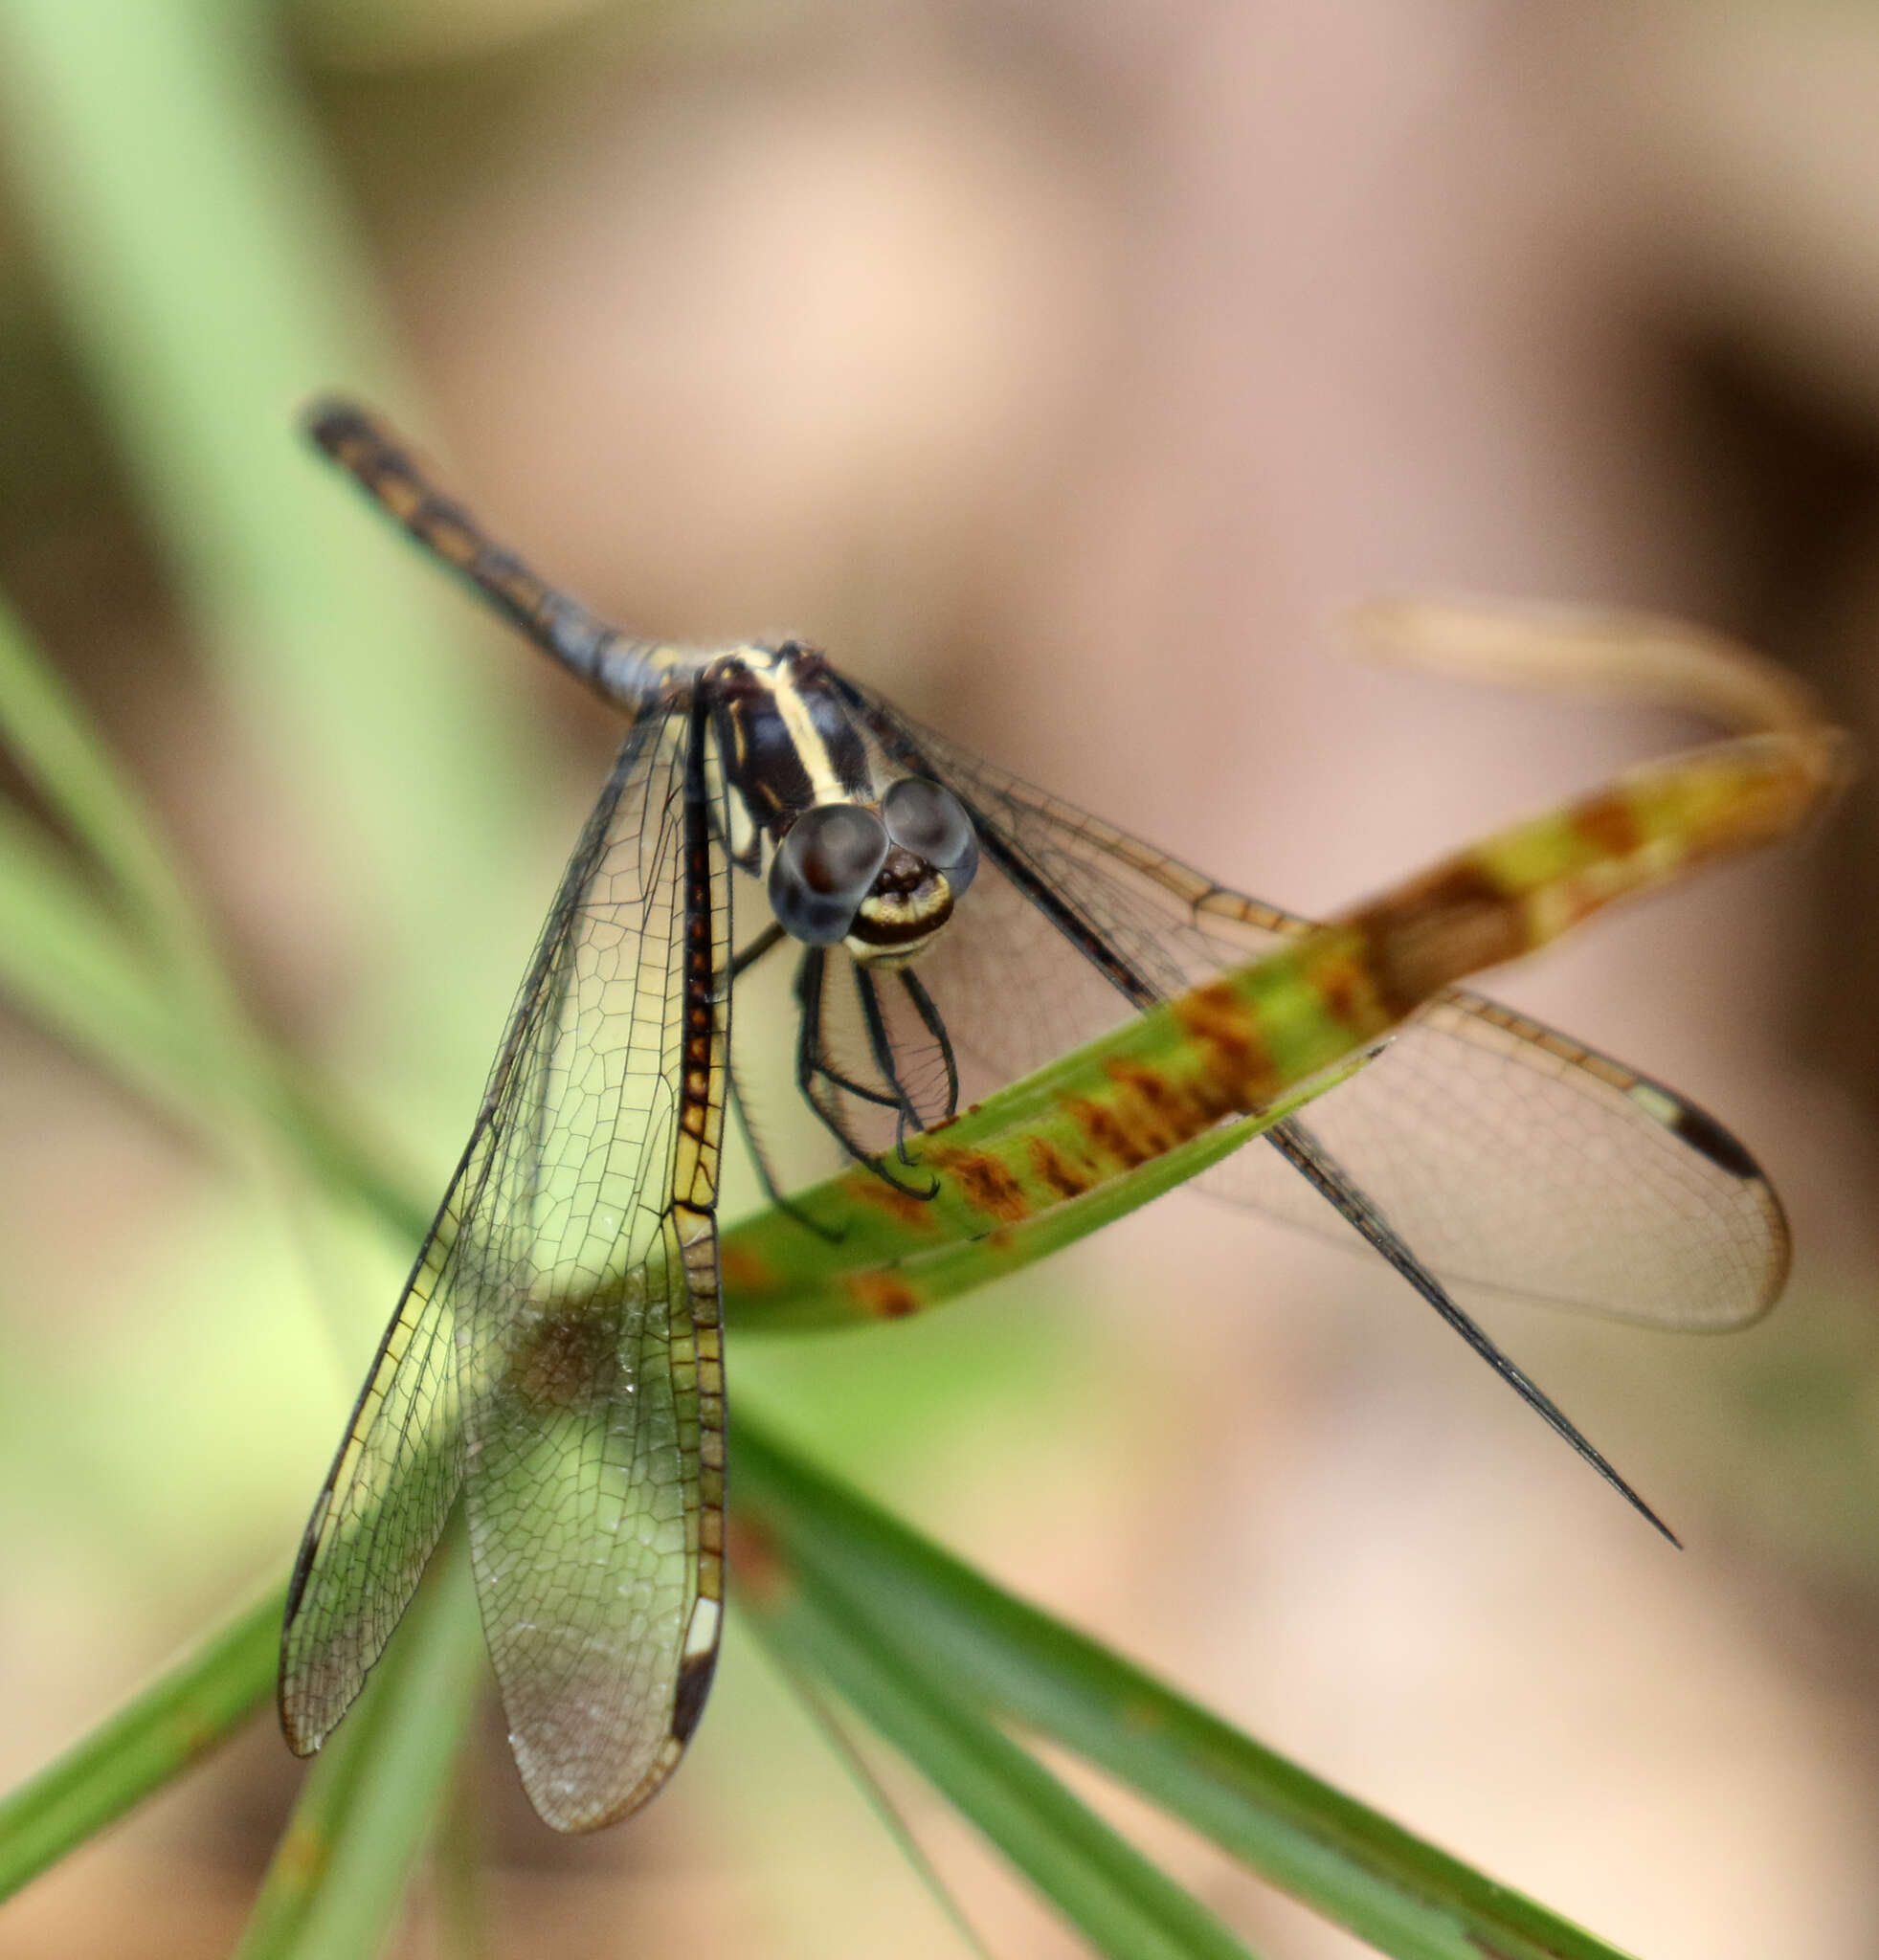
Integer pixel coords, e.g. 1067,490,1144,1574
883,777,977,896
768,804,889,945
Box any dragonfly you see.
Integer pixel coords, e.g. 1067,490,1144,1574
280,402,1788,1833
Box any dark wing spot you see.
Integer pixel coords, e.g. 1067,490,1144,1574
672,1648,719,1743
1661,1095,1764,1182
507,1302,616,1418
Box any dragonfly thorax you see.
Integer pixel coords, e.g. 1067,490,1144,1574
710,641,978,961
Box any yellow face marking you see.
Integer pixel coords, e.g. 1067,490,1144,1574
846,863,959,969
861,884,950,927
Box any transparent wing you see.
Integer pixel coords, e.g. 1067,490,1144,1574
278,1173,468,1754
280,700,730,1831
461,700,729,1830
842,685,1787,1329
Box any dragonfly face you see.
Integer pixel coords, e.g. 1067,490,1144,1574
280,402,1791,1838
709,643,979,963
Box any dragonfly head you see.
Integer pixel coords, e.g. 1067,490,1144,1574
768,778,978,961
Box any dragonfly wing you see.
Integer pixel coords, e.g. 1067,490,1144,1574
461,700,728,1830
1197,992,1788,1327
281,700,730,1831
842,687,1786,1327
279,1179,467,1754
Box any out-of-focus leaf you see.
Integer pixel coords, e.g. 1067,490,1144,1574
0,798,220,1138
749,1583,1267,1960
234,1540,482,1960
0,594,212,989
0,1582,285,1900
737,1416,1640,1960
0,0,537,1010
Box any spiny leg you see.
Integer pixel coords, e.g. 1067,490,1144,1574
897,967,960,1123
717,922,841,1236
793,950,938,1199
854,963,928,1167
793,949,901,1113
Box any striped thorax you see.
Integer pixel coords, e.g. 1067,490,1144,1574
704,642,979,969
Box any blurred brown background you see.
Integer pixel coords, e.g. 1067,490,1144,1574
6,2,1879,1954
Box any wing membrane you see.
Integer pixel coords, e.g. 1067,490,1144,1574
847,689,1787,1328
281,699,730,1829
460,701,728,1828
278,1188,465,1753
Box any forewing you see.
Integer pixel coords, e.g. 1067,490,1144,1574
278,713,677,1757
281,701,730,1832
845,687,1787,1328
279,1178,467,1753
457,701,729,1831
1194,995,1787,1328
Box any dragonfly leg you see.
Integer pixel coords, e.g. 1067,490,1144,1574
853,965,936,1169
897,968,960,1122
793,950,900,1111
793,951,939,1200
